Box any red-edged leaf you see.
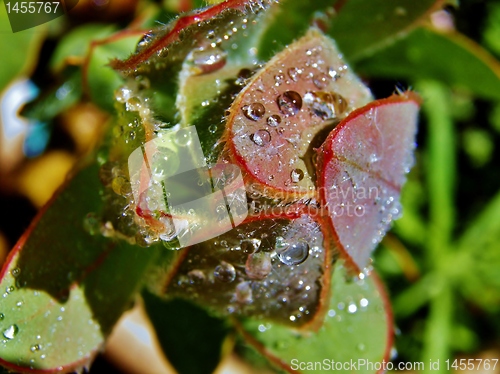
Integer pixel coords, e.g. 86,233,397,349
0,161,160,372
235,262,393,374
316,92,421,270
110,0,277,75
221,28,372,201
157,207,335,331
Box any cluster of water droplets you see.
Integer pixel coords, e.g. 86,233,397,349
225,31,374,201
165,214,327,325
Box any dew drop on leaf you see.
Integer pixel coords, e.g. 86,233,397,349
245,252,272,280
241,238,261,254
187,270,206,284
277,91,302,116
287,67,302,81
214,261,236,283
11,268,20,277
191,47,227,74
2,324,19,340
266,114,281,127
235,281,253,304
274,73,285,86
277,241,309,265
242,103,266,121
174,128,192,147
290,168,304,183
312,73,330,89
251,129,271,146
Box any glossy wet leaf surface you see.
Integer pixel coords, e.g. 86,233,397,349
164,212,333,329
223,29,372,199
238,261,392,374
0,162,161,372
317,93,420,270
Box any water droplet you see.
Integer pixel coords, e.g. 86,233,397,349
328,67,339,80
3,325,18,340
214,261,236,282
274,236,288,251
241,238,261,254
277,91,302,116
187,270,205,283
304,91,347,120
277,240,309,265
11,268,20,278
369,153,380,163
242,103,266,121
5,286,14,294
251,129,271,146
192,47,227,74
136,33,153,52
30,344,41,352
312,73,330,89
208,124,218,134
111,176,131,196
274,73,285,86
0,313,4,320
360,298,369,307
287,67,302,81
290,168,304,183
357,343,366,352
174,128,192,147
156,48,169,58
235,281,253,304
245,252,272,280
267,114,281,127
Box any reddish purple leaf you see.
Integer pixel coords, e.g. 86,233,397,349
222,29,372,201
316,92,421,270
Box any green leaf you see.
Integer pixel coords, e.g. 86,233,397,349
0,4,45,93
142,293,230,374
50,24,117,73
87,33,144,112
329,0,441,61
356,27,500,101
255,0,338,61
0,160,160,372
237,261,392,374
